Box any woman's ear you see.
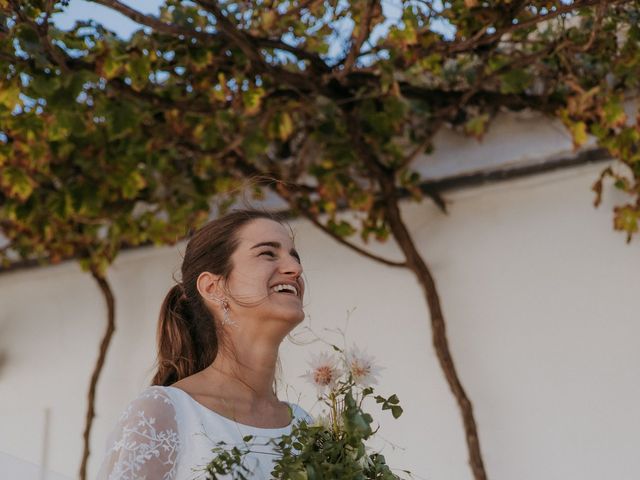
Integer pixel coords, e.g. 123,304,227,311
196,271,224,301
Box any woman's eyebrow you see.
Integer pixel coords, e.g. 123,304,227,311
250,241,281,250
251,241,301,261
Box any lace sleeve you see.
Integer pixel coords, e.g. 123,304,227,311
96,386,180,480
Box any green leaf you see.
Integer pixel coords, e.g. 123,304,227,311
499,69,532,94
101,54,123,79
1,167,35,201
327,219,356,238
121,171,146,199
613,205,638,239
126,54,151,91
106,101,137,138
570,121,589,149
464,113,490,140
29,75,59,97
242,87,264,116
602,97,627,128
0,83,21,109
278,112,294,141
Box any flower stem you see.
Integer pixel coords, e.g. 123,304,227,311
330,391,339,437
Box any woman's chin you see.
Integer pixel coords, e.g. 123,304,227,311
273,306,305,326
281,308,305,325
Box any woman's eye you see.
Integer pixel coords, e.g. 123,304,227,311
259,251,276,258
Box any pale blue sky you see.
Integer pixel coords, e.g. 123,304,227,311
52,0,164,38
50,1,453,61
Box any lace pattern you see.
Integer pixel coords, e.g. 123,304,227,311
97,386,180,480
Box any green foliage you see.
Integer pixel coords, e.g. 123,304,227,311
2,0,640,274
200,345,407,480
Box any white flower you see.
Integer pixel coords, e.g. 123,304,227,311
344,345,383,387
301,352,342,394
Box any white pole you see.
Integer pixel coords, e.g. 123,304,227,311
40,407,50,480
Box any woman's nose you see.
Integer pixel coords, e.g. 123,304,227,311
280,255,303,277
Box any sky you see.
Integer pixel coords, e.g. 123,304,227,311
50,0,416,62
52,0,165,38
49,0,457,65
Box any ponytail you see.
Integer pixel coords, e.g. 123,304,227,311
151,283,218,386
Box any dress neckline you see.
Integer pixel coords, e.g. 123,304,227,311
164,385,295,432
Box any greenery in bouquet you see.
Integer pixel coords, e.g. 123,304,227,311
202,344,410,480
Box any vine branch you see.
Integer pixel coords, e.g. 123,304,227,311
79,269,116,480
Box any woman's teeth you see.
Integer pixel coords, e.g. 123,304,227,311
272,284,298,296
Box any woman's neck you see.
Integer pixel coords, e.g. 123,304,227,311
208,338,280,404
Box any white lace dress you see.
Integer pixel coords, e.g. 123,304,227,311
96,386,312,480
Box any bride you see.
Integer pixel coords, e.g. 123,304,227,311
97,210,311,479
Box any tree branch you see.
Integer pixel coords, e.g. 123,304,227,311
222,153,408,268
79,269,116,480
193,0,266,66
89,0,212,40
9,0,70,72
252,36,330,73
275,183,408,268
341,108,488,480
441,0,614,54
195,1,320,91
338,0,380,77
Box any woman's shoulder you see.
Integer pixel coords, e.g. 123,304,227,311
114,385,180,436
125,385,177,414
96,386,181,480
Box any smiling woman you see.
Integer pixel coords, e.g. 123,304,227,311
96,209,312,480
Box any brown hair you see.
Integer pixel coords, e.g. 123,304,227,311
151,209,282,386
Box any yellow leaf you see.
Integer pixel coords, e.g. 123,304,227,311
0,83,21,109
193,123,206,141
464,113,490,141
261,10,277,30
101,55,122,80
613,205,639,237
1,167,35,201
570,121,588,149
278,112,293,141
243,88,264,116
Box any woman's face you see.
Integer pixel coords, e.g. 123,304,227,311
223,218,305,326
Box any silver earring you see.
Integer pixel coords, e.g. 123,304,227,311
220,298,235,326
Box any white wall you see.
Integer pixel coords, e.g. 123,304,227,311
1,159,639,480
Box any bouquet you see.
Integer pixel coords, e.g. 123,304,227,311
202,344,410,479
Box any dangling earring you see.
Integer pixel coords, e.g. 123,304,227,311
219,298,235,326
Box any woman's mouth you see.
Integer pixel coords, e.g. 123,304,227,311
271,283,299,296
